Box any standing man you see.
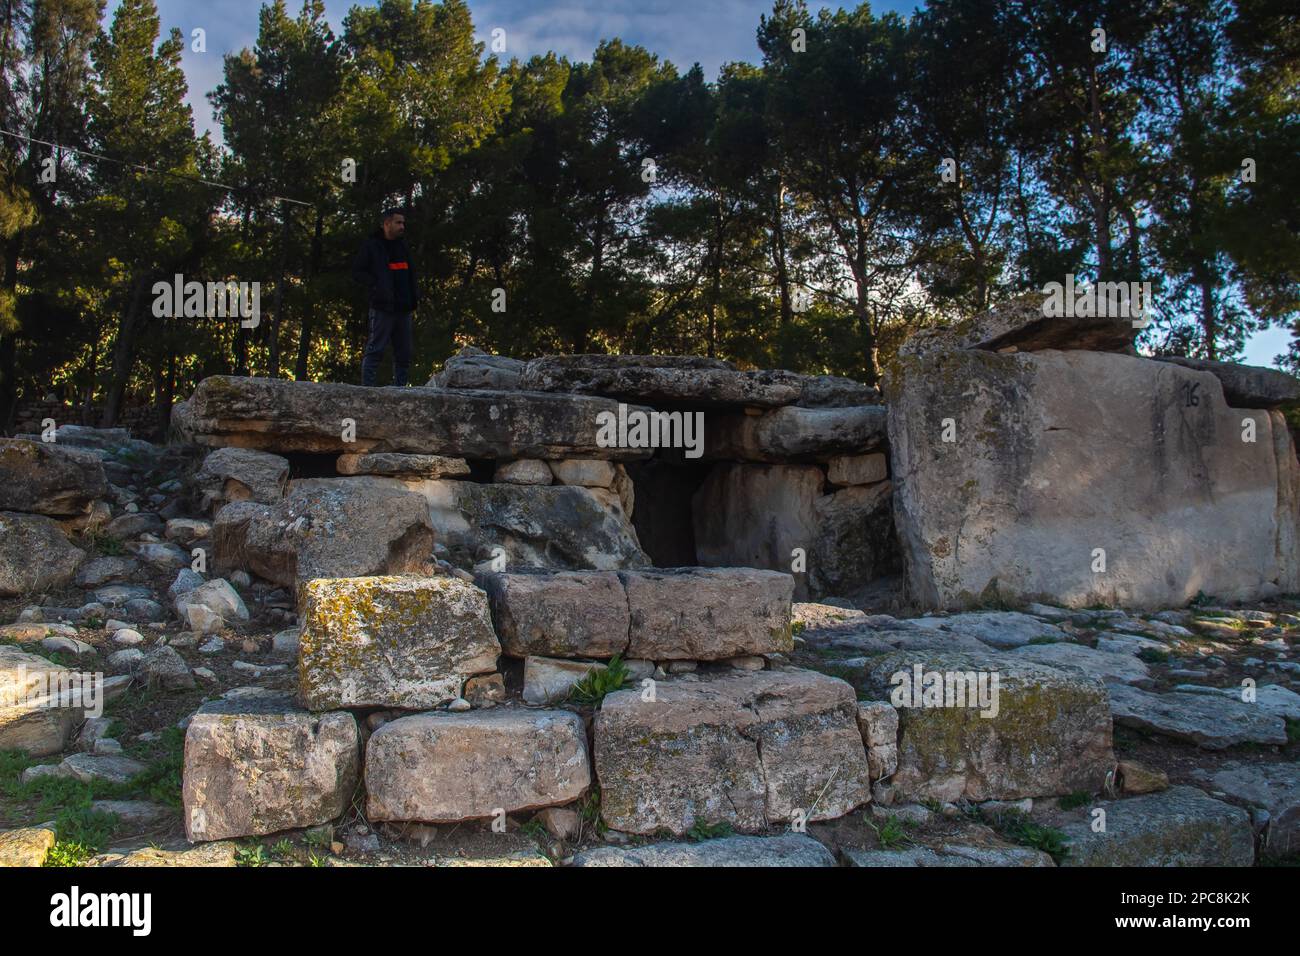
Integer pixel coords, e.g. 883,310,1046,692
352,207,419,386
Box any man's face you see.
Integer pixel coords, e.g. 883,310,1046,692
383,214,405,239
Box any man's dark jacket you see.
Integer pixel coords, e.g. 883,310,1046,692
351,230,420,312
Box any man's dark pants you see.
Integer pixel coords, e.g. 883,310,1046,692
362,308,413,386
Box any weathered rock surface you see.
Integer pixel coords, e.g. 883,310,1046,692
621,568,793,660
366,709,591,822
299,576,500,710
692,464,822,598
195,446,289,510
1058,786,1254,866
0,646,93,755
213,479,434,587
183,693,360,842
478,570,630,658
827,452,888,487
907,611,1066,650
174,375,652,459
548,459,616,488
843,843,1054,867
708,405,888,462
1012,641,1150,685
375,477,649,572
0,512,85,597
521,354,806,407
336,452,470,478
0,826,56,866
886,349,1300,609
1171,683,1300,722
809,482,898,601
522,656,605,705
492,459,552,485
570,834,837,867
1192,761,1300,854
75,556,140,588
861,650,1115,802
428,346,526,390
1154,355,1300,408
0,439,107,517
1106,683,1288,749
594,669,871,835
900,292,1137,357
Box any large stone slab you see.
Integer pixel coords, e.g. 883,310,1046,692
886,349,1300,609
809,482,899,601
521,354,806,407
843,843,1054,867
182,693,360,842
594,669,871,835
212,479,433,587
1154,356,1300,408
336,452,469,478
0,512,85,597
363,477,649,572
299,576,500,710
1012,641,1150,685
1191,761,1300,855
0,826,56,866
0,439,107,517
0,646,85,756
1106,683,1288,749
861,650,1115,802
478,570,630,658
620,568,794,660
692,463,822,599
365,709,591,822
1058,786,1254,866
173,375,652,459
569,834,837,867
899,292,1136,357
708,405,888,462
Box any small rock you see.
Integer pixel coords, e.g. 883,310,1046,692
0,826,56,866
41,636,95,656
446,697,472,712
140,645,197,690
112,628,145,646
1118,759,1169,795
107,648,144,669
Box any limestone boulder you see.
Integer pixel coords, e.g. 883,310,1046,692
692,463,822,599
521,354,805,407
0,645,85,755
299,575,500,710
1058,786,1254,866
827,452,888,486
1154,355,1300,408
365,709,591,822
212,479,434,587
0,512,85,597
861,649,1115,802
336,452,470,478
1191,761,1300,855
522,657,606,705
478,570,630,658
620,568,794,660
809,482,899,601
428,346,526,390
173,375,652,459
195,446,289,510
548,459,616,488
570,834,837,867
886,349,1300,609
708,405,888,462
899,291,1136,357
381,477,648,572
0,439,107,517
594,669,871,835
1106,683,1287,748
183,693,360,842
0,826,56,866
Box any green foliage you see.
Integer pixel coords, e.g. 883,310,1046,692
868,814,910,850
235,843,270,867
568,655,630,706
993,811,1070,864
686,820,735,841
1286,719,1300,745
1058,791,1094,811
1137,648,1171,664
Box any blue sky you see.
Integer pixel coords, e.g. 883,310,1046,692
120,1,1289,366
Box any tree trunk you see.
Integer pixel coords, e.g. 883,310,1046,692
101,275,149,428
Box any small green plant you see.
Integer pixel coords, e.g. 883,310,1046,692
1286,719,1300,745
686,820,734,841
578,787,607,837
270,838,296,859
791,620,806,636
568,656,630,706
235,843,269,867
996,813,1070,864
307,852,328,867
868,814,910,849
1137,648,1170,664
82,531,125,557
1190,591,1216,608
519,818,549,842
1058,790,1093,811
44,840,98,867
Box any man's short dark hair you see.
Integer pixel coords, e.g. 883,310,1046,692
382,206,406,221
